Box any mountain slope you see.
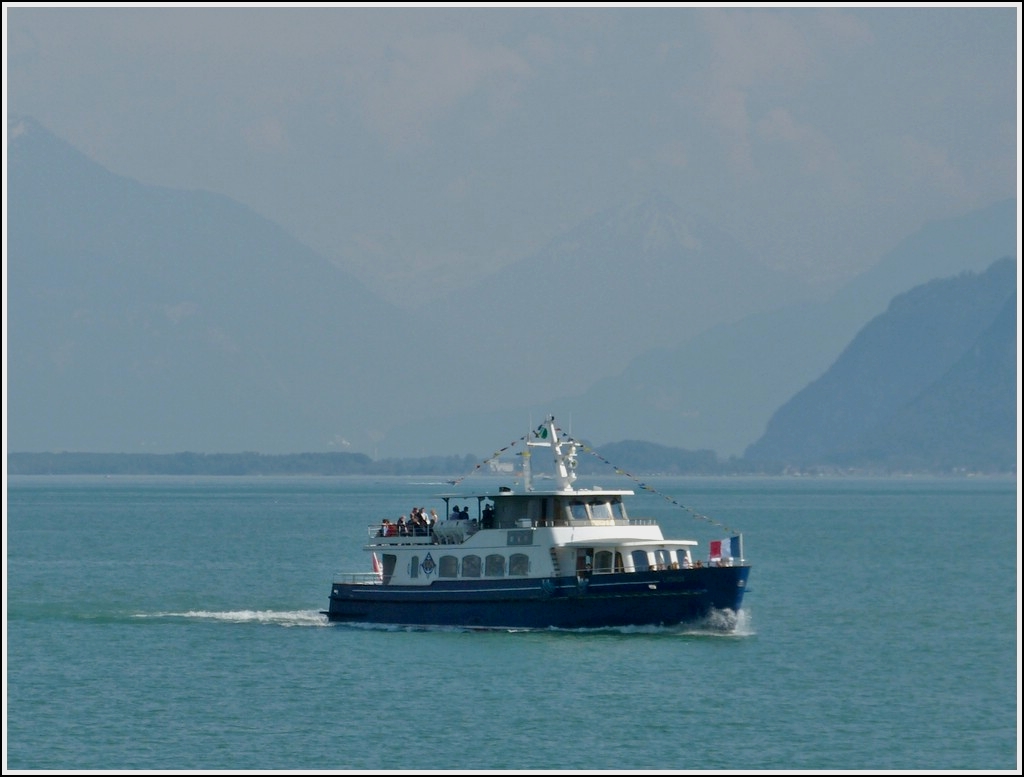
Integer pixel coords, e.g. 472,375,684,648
7,115,418,453
827,293,1017,471
743,257,1017,469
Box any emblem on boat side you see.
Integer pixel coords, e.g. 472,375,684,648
421,552,436,577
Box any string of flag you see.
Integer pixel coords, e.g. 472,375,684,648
443,420,741,537
554,427,743,536
445,431,533,487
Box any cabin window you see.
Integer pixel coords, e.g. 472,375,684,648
439,555,459,578
611,498,628,521
409,555,419,578
590,501,614,521
569,501,588,521
509,553,530,576
485,554,506,577
526,498,548,526
594,550,614,574
495,501,528,529
631,550,649,572
655,549,672,570
462,555,481,578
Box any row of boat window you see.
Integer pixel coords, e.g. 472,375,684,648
381,548,697,581
578,549,692,573
409,553,530,578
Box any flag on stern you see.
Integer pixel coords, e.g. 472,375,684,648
709,537,742,561
372,552,383,579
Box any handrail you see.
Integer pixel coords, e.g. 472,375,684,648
333,572,383,585
367,524,434,539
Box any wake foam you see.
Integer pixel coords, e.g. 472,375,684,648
135,609,329,627
688,606,754,637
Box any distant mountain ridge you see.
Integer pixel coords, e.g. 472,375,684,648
390,190,820,439
389,197,1018,458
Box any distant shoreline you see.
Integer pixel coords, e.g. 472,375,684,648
6,451,1015,478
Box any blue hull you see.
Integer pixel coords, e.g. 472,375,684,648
326,565,750,630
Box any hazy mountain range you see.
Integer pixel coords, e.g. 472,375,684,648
378,199,1018,462
6,115,1018,470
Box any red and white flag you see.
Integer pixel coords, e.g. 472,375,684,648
709,538,738,561
372,552,383,579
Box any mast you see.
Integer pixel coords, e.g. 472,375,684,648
520,445,532,492
526,416,577,491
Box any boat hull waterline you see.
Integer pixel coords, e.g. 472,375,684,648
328,566,749,630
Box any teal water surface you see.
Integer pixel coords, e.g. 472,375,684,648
5,475,1019,771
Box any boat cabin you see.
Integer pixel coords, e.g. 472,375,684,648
445,488,633,530
357,486,706,587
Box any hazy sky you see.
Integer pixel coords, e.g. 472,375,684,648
5,4,1020,301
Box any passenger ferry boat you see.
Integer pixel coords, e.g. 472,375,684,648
324,417,750,630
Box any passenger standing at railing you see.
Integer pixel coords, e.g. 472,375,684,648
450,505,462,520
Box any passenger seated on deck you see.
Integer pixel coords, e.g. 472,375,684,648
378,519,390,537
397,516,408,536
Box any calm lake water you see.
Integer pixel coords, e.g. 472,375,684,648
4,474,1019,771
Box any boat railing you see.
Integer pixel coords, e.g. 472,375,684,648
365,521,481,545
333,572,383,585
367,524,435,542
558,517,658,528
